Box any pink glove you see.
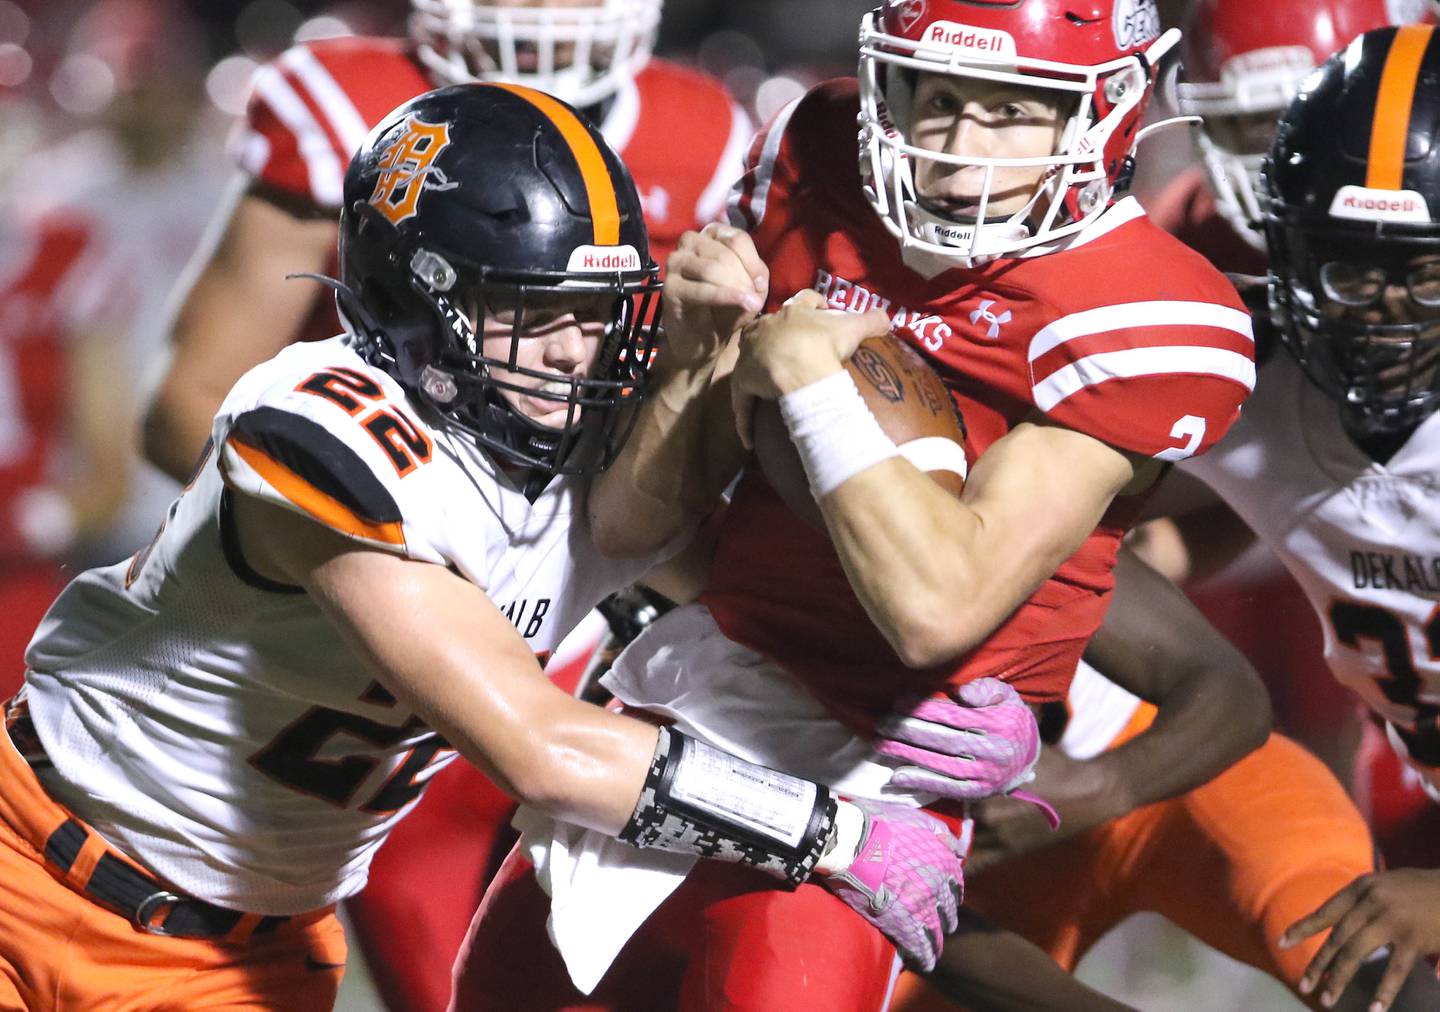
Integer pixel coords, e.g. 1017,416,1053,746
821,798,964,972
876,678,1042,801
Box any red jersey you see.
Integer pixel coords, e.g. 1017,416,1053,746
703,80,1255,723
1144,166,1270,277
0,213,92,533
234,38,750,323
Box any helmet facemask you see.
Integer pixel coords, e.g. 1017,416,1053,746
345,204,662,476
1267,220,1440,438
858,10,1175,265
410,0,662,108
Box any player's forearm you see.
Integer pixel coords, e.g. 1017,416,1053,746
454,694,661,835
142,378,225,482
1084,549,1271,809
818,421,1133,668
820,461,1016,667
590,345,741,557
1084,675,1256,814
927,909,1134,1012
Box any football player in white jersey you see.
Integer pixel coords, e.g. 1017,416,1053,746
0,84,986,1009
1150,24,1440,1012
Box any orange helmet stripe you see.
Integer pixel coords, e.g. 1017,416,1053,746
490,83,621,246
1366,25,1436,190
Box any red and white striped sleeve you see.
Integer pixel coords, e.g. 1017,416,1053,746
693,101,754,226
726,95,802,235
230,43,376,211
1026,297,1257,460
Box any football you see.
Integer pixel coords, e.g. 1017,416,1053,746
752,332,969,530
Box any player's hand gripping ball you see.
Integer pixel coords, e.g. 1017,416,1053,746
752,330,968,529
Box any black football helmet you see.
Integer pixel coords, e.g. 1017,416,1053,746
338,82,661,476
1262,24,1440,438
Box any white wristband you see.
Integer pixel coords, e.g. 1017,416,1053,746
778,371,898,499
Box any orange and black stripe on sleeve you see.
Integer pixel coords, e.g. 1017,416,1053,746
1366,24,1438,190
488,83,621,246
224,407,406,548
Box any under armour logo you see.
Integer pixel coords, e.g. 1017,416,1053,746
968,299,1011,339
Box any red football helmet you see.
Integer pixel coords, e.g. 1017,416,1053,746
1178,0,1435,250
858,0,1178,264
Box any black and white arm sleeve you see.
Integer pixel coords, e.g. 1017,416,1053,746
618,726,838,887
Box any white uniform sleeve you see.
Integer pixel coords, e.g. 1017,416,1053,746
215,355,447,567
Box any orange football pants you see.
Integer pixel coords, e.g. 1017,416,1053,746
0,715,348,1010
894,714,1375,1012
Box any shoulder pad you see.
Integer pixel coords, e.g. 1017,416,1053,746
233,38,427,210
217,351,446,563
1028,295,1257,461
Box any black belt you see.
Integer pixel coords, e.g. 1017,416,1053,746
44,819,292,939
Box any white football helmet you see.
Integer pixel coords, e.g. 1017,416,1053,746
410,0,663,108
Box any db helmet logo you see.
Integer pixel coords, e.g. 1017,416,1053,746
894,0,927,32
969,299,1011,339
368,115,460,226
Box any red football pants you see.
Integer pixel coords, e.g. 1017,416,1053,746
452,847,902,1011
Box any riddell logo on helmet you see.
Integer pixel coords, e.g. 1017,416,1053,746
567,245,642,272
1220,45,1314,86
1329,186,1433,224
919,22,1017,57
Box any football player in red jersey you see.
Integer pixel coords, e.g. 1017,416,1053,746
136,5,749,1008
0,208,130,696
456,1,1259,1007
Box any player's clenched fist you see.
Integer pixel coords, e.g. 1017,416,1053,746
819,798,965,972
877,678,1043,801
661,223,769,367
731,289,892,447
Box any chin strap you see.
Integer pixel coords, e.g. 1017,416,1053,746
903,202,1033,267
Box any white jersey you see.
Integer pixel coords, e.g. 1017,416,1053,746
1057,660,1144,761
1185,351,1440,734
22,337,656,915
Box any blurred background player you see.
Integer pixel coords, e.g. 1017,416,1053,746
0,202,127,695
1148,23,1440,1011
131,3,751,1007
141,0,750,481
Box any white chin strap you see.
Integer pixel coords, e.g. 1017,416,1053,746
904,201,1033,267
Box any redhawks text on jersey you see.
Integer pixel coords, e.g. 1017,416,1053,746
709,79,1254,715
